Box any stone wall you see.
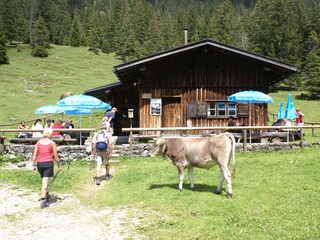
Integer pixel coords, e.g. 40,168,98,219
4,142,317,162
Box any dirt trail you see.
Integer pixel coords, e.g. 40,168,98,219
0,184,142,240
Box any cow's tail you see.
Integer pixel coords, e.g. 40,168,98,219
225,132,236,179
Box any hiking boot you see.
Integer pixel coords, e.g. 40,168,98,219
40,199,47,209
45,192,51,202
106,174,113,180
96,178,101,185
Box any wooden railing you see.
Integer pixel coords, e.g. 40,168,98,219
122,125,320,152
0,128,96,154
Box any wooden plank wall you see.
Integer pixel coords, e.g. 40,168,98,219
138,47,270,132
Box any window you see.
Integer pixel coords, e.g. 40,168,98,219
187,101,239,118
207,102,237,118
228,103,236,116
207,102,216,116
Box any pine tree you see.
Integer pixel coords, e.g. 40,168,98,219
69,10,82,47
248,0,303,64
0,0,18,43
0,23,9,64
300,31,320,99
31,16,50,57
49,0,71,45
210,0,242,47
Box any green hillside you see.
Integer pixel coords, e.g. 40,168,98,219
0,45,121,126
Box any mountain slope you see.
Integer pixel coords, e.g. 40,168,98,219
0,45,121,125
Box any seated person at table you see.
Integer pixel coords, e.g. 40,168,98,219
32,119,43,138
18,121,30,138
51,119,63,138
227,117,242,133
62,119,76,138
44,119,53,129
269,118,286,132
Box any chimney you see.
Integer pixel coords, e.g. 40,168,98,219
184,29,188,45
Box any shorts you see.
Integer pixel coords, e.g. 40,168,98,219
96,151,109,164
37,162,54,178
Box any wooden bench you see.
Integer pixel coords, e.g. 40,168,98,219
231,131,294,143
9,137,78,145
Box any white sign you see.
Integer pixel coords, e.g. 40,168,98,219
150,98,161,115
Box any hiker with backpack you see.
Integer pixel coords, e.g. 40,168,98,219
92,122,113,185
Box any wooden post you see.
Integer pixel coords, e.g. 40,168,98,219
129,119,133,158
300,127,303,148
243,130,247,152
0,135,5,155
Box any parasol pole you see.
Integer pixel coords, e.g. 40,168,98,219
249,102,252,144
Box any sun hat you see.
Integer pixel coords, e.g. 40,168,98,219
100,122,110,129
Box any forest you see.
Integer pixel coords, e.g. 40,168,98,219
1,0,320,98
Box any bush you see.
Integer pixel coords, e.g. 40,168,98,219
101,40,111,53
31,46,48,58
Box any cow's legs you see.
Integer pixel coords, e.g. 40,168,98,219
216,166,233,198
177,166,185,191
215,170,224,195
188,167,194,190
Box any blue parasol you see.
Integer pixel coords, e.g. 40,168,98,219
228,90,273,143
228,90,274,126
277,101,285,120
64,108,93,115
34,105,67,114
284,93,298,120
57,95,111,145
57,94,111,110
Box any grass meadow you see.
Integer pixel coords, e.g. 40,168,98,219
1,147,319,239
0,44,121,130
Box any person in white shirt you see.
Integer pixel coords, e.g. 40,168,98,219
31,119,44,138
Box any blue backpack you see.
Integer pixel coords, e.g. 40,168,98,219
96,131,108,150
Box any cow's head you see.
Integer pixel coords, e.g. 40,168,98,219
149,137,167,157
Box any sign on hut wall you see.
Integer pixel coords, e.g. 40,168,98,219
142,93,152,99
151,98,162,115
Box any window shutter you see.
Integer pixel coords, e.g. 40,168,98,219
237,103,249,116
187,102,198,118
197,102,207,117
187,102,207,118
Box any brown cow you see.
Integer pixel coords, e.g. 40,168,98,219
149,132,236,198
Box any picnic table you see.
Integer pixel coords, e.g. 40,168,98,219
231,131,295,143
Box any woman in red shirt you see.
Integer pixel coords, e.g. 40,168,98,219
51,119,63,137
32,128,62,209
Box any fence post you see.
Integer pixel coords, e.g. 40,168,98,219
243,130,247,151
312,123,314,137
300,128,304,148
0,135,5,155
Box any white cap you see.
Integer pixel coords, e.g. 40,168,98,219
99,122,110,129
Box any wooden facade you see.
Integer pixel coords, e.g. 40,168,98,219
84,39,298,135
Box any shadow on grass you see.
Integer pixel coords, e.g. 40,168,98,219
147,183,224,194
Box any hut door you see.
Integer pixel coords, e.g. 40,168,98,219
162,97,181,127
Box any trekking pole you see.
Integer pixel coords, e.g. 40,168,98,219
47,160,70,192
89,154,96,170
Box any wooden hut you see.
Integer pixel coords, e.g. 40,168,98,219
84,39,298,135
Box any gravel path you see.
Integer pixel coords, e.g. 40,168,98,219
0,184,142,240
